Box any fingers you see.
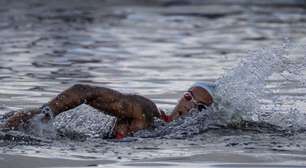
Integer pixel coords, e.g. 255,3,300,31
4,109,39,130
5,112,29,129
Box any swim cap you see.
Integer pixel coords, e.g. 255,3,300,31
189,82,216,98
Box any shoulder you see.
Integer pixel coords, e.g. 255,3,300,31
127,94,159,115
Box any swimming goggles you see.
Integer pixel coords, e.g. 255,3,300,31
183,91,208,111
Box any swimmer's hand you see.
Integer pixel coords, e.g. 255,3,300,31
3,108,50,130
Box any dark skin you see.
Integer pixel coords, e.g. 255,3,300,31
2,84,213,139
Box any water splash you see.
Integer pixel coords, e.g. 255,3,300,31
134,107,227,139
26,112,57,139
1,43,306,141
213,42,306,129
53,104,116,139
0,105,117,142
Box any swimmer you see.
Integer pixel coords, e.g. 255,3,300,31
1,82,215,139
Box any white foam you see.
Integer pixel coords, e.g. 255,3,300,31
53,104,116,139
213,42,306,129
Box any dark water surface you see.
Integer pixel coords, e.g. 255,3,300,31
1,0,306,168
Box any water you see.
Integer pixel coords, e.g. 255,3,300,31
1,0,306,167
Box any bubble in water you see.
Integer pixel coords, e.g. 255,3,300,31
27,112,57,139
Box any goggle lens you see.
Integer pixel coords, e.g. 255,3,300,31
183,92,193,101
183,91,208,111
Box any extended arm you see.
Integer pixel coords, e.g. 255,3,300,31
3,84,123,130
47,84,122,116
2,84,166,139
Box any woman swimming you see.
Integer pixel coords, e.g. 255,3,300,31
1,82,215,139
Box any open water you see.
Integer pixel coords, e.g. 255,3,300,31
1,0,306,167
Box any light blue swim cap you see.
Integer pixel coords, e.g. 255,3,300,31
189,82,216,97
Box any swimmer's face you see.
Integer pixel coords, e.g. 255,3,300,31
170,86,213,120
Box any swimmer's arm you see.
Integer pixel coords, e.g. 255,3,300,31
48,84,167,121
3,84,168,132
47,84,123,116
3,84,121,130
